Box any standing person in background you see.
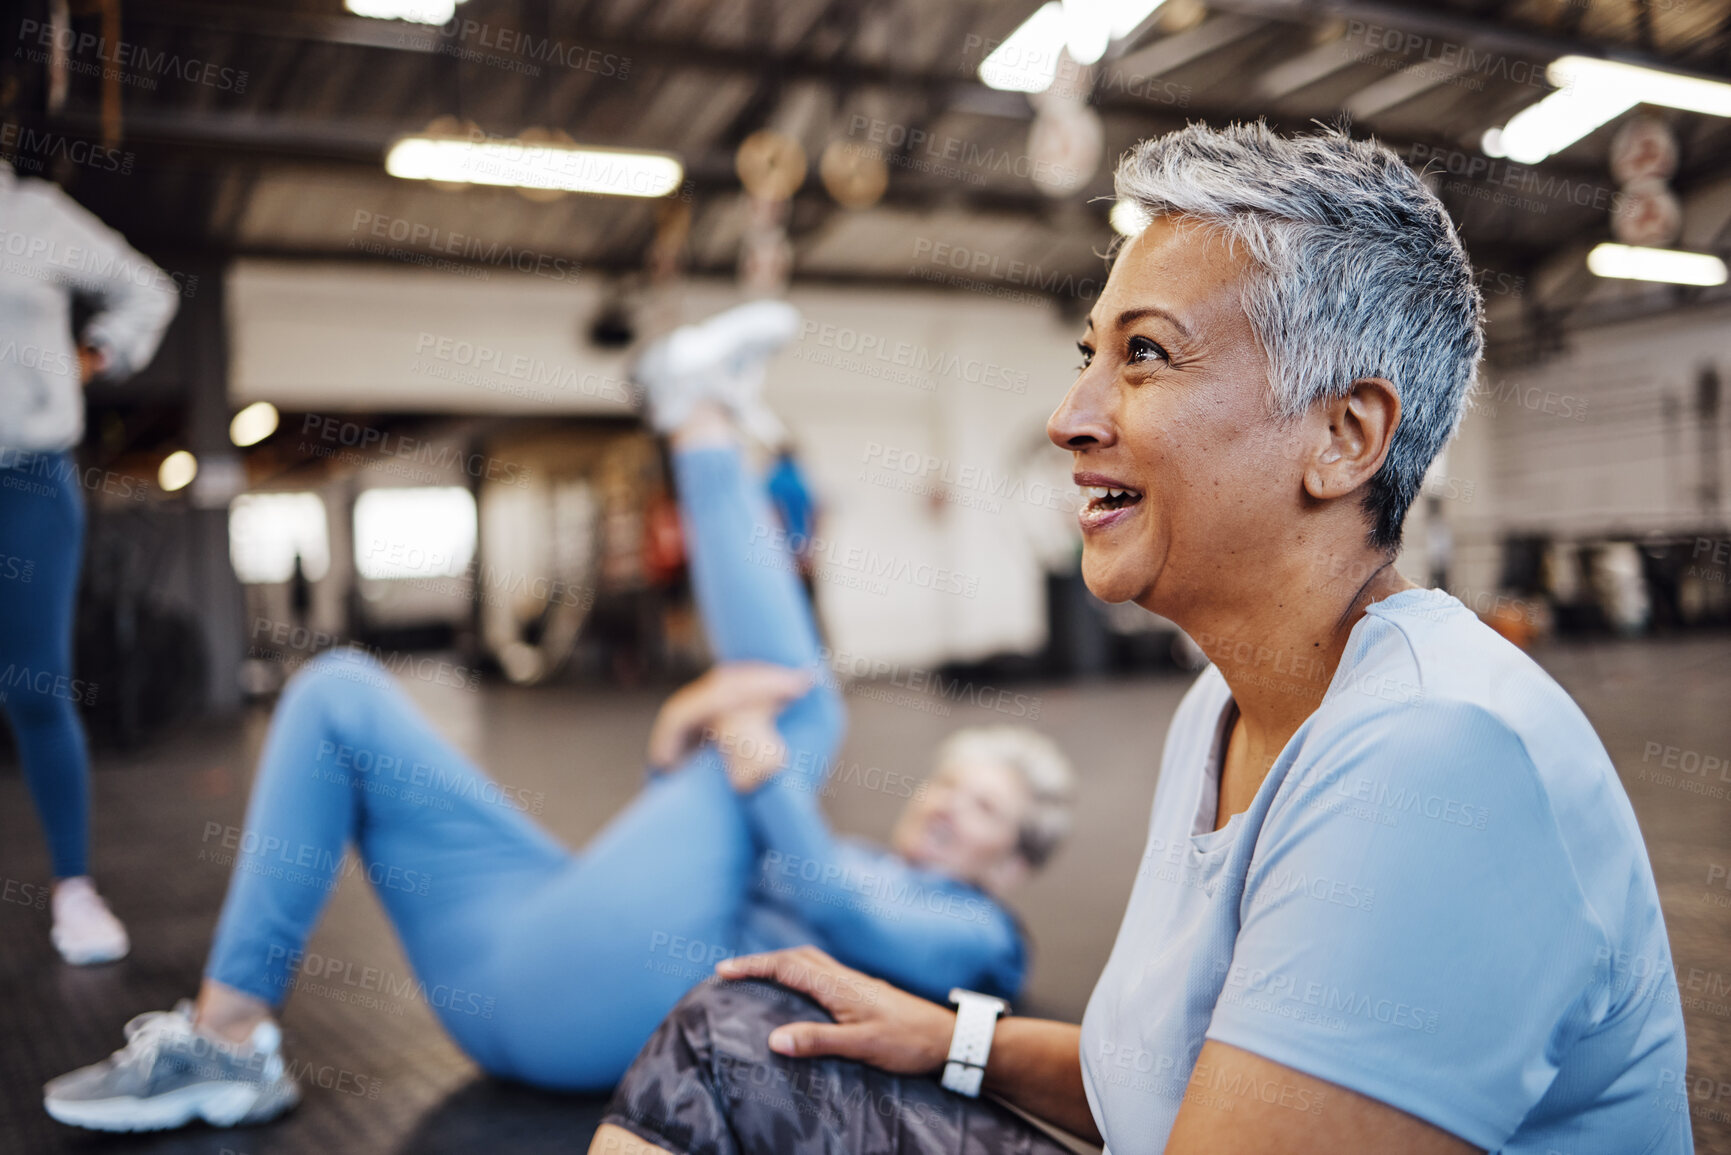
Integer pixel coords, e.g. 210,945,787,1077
0,159,179,964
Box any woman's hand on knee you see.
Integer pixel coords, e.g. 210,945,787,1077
647,662,811,770
716,946,956,1076
711,708,791,792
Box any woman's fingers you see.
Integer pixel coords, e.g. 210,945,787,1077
718,949,957,1076
646,663,807,770
646,716,683,768
646,688,703,768
706,662,814,713
767,1021,874,1060
713,709,790,791
715,946,836,989
715,948,878,1019
714,950,781,982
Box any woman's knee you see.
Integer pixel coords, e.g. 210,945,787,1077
618,979,821,1080
673,978,827,1060
604,979,827,1151
282,648,393,710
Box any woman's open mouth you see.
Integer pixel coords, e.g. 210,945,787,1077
1078,483,1144,531
923,814,956,851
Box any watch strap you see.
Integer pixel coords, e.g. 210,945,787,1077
941,988,1007,1098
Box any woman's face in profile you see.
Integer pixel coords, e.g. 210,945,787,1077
1048,215,1304,620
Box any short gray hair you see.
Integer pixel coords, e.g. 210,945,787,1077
935,726,1075,869
1113,122,1484,550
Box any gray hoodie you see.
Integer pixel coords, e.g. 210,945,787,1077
0,161,179,453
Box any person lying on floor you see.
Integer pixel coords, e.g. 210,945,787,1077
42,300,1076,1134
586,124,1691,1155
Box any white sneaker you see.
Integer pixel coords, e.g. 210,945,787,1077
706,300,802,449
44,1001,300,1132
631,323,725,434
51,877,130,965
632,300,802,443
700,299,804,368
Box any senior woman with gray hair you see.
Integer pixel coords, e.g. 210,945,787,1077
590,123,1690,1155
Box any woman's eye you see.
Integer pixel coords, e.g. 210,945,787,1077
1075,342,1094,370
1128,335,1168,364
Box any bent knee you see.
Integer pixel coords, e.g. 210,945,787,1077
670,978,828,1053
284,648,392,705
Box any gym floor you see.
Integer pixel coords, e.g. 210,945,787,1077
2,637,1728,1154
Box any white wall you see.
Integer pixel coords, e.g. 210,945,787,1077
230,261,639,415
768,287,1082,667
227,261,1085,667
1441,300,1731,597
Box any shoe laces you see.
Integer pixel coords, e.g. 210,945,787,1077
113,1009,190,1072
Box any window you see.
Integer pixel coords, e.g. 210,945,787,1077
353,486,478,580
229,493,331,584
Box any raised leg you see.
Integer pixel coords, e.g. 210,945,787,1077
673,440,824,672
671,428,844,788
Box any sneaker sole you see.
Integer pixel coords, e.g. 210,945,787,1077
44,1077,299,1132
52,938,130,965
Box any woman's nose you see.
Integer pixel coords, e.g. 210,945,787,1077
1047,373,1116,451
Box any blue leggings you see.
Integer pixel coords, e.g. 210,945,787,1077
0,451,91,879
205,447,844,1090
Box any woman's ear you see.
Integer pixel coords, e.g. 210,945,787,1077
1302,377,1400,501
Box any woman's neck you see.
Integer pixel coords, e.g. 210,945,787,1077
1180,555,1417,819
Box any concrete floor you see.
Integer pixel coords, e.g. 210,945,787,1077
0,636,1728,1153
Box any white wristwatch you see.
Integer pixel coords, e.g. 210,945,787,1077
941,988,1008,1098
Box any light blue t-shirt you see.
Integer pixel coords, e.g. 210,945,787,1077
1079,588,1690,1154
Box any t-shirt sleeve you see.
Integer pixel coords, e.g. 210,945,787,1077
1204,700,1605,1150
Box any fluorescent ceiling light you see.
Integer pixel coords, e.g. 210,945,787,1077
981,0,1168,90
229,401,279,448
1587,242,1728,286
345,0,462,24
159,450,198,493
386,136,684,197
1493,82,1637,164
1488,55,1731,164
1064,0,1114,65
1552,55,1731,117
981,2,1066,92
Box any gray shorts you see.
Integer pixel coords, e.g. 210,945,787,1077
602,979,1075,1155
